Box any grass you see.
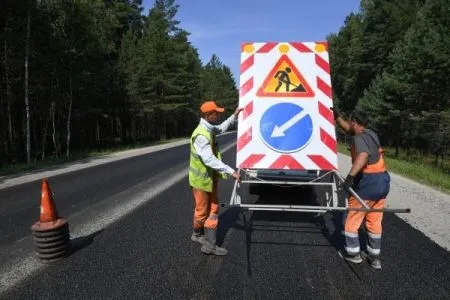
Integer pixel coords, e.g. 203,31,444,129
338,142,450,194
0,137,187,178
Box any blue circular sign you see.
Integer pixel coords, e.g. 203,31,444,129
260,102,313,153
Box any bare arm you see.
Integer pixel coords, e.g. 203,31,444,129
349,152,368,176
330,107,352,134
336,116,352,134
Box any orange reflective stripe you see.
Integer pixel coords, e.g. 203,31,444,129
363,148,386,174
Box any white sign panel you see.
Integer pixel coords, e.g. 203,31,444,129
236,42,338,170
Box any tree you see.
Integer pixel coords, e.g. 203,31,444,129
358,0,449,158
201,54,238,111
328,13,364,113
0,0,236,168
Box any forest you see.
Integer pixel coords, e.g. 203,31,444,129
328,0,449,168
0,0,448,171
0,0,238,167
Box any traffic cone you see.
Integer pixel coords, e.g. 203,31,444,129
39,179,58,222
31,178,71,262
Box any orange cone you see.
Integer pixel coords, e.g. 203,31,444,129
39,178,59,223
31,178,71,262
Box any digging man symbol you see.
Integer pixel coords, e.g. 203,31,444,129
273,67,306,93
274,67,292,92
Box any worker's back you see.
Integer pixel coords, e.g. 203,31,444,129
354,129,381,165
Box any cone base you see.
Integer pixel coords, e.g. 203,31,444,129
31,218,67,232
31,218,71,262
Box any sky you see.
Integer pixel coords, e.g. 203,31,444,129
142,0,361,85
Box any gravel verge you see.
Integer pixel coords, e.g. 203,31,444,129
337,153,450,251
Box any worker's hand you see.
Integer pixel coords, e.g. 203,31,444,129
342,174,354,191
330,107,340,120
232,171,241,182
234,107,244,117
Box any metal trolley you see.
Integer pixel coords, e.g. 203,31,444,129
224,168,411,215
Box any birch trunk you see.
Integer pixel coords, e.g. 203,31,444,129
24,9,31,164
66,75,73,158
3,19,13,149
51,102,59,158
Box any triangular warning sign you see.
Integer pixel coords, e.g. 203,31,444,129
257,55,315,98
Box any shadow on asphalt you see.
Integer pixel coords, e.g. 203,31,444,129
69,229,104,256
218,183,357,276
217,207,241,246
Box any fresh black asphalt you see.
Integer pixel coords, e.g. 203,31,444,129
1,134,449,299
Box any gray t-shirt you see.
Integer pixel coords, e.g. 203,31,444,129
353,129,380,165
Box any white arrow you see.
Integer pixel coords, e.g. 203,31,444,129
271,109,308,138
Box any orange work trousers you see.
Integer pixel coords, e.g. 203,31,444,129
192,181,219,230
343,196,385,256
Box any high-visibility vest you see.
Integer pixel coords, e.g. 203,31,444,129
189,125,227,192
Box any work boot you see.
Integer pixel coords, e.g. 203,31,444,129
362,251,382,269
201,228,228,256
339,250,363,264
191,228,205,244
368,257,381,269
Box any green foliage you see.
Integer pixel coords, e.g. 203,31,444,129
0,0,238,166
330,0,449,167
201,54,239,112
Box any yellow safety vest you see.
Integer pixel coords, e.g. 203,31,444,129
189,125,227,192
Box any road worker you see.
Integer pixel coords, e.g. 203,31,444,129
189,100,243,256
331,108,390,269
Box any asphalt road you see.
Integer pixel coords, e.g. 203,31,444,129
1,133,449,299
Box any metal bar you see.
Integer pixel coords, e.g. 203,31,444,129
229,178,238,205
245,207,410,213
237,204,331,209
247,208,330,213
333,171,370,210
236,181,241,205
241,180,334,186
221,203,410,213
332,173,338,207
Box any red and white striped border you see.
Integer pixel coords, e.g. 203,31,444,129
237,42,337,170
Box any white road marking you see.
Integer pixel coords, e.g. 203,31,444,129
0,132,236,190
0,141,236,295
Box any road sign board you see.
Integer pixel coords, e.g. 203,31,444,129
237,42,338,170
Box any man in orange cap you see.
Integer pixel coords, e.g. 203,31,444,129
189,100,243,256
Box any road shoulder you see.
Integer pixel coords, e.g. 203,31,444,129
337,153,450,251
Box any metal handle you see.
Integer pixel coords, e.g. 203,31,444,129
333,171,370,210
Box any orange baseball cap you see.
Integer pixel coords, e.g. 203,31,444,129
200,100,225,113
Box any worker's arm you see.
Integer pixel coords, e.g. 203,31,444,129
335,116,352,134
343,132,372,190
330,107,352,133
193,135,235,176
214,108,244,134
349,152,368,176
343,152,368,190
